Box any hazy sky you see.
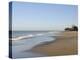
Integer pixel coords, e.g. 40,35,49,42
11,2,78,31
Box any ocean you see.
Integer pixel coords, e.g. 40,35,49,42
10,31,61,58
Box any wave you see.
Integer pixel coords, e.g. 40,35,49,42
36,33,44,36
10,33,44,41
10,32,59,41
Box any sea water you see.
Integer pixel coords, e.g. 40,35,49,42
10,31,61,58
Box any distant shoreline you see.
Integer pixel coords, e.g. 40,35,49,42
31,31,78,56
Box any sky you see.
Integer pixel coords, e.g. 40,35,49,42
11,2,78,31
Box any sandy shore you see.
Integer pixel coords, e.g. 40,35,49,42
32,31,78,56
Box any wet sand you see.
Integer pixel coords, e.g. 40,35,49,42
32,31,78,56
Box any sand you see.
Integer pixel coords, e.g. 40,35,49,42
32,31,78,56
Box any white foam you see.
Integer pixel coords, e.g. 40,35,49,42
11,34,35,41
36,33,44,36
10,33,45,41
10,32,57,41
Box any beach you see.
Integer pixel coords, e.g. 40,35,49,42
32,31,78,56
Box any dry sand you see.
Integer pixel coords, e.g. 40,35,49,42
32,31,78,56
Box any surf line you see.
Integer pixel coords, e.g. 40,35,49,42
10,32,54,41
10,33,45,41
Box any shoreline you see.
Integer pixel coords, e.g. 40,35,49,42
31,31,78,56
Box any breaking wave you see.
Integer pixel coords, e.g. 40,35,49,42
10,32,58,41
10,33,45,41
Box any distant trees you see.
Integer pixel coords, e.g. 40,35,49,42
65,28,71,31
72,25,78,31
65,25,78,31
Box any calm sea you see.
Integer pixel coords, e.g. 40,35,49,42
10,31,61,58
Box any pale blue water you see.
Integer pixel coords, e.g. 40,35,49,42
11,31,61,58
